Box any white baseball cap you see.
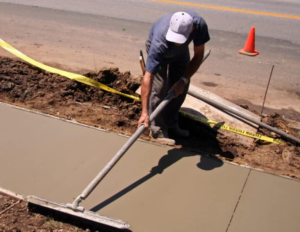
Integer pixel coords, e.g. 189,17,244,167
166,12,193,44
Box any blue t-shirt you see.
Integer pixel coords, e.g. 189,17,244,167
146,11,210,75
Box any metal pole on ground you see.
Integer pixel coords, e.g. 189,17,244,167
187,89,300,145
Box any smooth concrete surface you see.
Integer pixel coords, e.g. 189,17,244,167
228,170,300,232
0,102,249,231
1,102,300,232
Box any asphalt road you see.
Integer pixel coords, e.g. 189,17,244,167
1,0,299,44
0,0,299,119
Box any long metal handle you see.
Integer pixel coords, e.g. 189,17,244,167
188,89,300,145
80,92,174,199
71,49,211,209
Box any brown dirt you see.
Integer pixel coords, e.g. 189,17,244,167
0,56,300,231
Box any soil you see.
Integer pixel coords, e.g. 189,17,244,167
0,56,300,231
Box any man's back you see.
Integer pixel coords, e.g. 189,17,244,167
146,11,210,74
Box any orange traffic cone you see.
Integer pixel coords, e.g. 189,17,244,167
239,27,259,56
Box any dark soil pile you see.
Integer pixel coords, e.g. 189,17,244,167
0,56,142,135
0,56,300,231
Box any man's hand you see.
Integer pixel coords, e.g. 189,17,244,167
138,71,154,128
138,112,150,128
168,78,186,98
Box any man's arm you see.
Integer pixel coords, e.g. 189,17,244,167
168,44,205,98
138,71,155,128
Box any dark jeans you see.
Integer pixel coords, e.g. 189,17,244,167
145,41,190,134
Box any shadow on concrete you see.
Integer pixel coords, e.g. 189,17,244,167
175,108,237,160
90,148,223,212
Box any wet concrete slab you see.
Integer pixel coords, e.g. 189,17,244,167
0,102,251,231
228,170,300,232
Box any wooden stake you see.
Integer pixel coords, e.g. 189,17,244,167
261,65,274,115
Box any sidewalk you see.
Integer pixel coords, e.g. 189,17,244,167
0,102,299,232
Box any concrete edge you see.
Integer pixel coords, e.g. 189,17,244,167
0,185,25,201
227,160,300,183
0,100,172,149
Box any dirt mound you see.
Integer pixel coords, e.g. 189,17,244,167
0,56,142,135
0,56,300,231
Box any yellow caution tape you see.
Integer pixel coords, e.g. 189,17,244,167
179,110,285,145
0,38,141,102
0,38,284,144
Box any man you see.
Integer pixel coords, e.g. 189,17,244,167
138,11,210,145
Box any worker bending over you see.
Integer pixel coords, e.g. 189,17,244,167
138,11,210,144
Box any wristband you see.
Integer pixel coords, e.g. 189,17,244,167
181,77,189,84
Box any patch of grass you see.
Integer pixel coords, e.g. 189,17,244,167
43,217,63,229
